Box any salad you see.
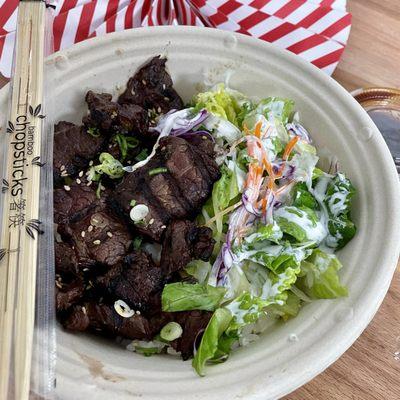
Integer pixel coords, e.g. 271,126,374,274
53,56,356,377
156,84,356,375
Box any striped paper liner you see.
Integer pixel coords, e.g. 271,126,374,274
0,0,351,78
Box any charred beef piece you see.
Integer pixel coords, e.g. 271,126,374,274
59,210,133,269
62,305,90,331
53,121,106,184
111,136,220,241
62,302,153,340
54,181,98,225
160,220,215,276
55,242,79,275
83,91,148,137
56,278,85,311
171,311,212,360
118,56,184,113
97,251,164,314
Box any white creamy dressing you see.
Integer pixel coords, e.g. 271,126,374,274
287,152,319,188
275,206,327,244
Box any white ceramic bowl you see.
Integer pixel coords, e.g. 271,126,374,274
2,26,399,400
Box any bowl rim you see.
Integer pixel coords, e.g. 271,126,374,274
5,25,400,399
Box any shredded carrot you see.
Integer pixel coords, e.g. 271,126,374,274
254,120,262,138
261,198,267,214
283,136,299,160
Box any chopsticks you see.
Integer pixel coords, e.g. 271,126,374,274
0,1,46,399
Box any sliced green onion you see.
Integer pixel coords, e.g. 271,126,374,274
115,134,139,160
148,167,168,176
160,322,183,341
133,236,142,250
135,148,149,162
130,199,137,207
96,180,102,199
87,127,100,137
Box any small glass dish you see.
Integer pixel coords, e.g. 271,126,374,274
352,87,400,175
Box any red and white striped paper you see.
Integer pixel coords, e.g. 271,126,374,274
0,0,351,79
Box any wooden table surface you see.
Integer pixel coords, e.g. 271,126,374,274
286,1,400,399
0,1,399,399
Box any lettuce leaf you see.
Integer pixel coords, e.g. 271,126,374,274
275,206,327,244
192,308,233,376
185,260,212,284
162,282,226,312
254,97,294,124
293,182,319,210
322,173,357,249
265,291,301,321
193,84,241,126
296,249,348,299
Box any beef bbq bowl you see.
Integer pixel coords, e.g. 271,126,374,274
0,27,399,400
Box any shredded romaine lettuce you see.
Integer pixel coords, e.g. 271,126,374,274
161,283,226,312
296,249,348,298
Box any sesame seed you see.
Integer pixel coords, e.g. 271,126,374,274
79,171,84,177
82,306,87,315
76,178,81,184
81,231,86,238
164,97,170,101
162,84,166,90
89,161,94,166
161,146,166,151
61,171,68,177
64,185,71,191
93,240,101,245
157,107,162,113
83,268,89,272
107,231,113,238
86,181,92,186
131,90,136,96
60,165,65,171
136,310,141,315
100,185,105,191
202,136,207,140
142,79,147,85
88,225,93,232
149,218,154,225
161,225,166,229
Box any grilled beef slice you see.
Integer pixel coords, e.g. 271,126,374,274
160,220,215,276
54,181,98,225
59,209,133,269
56,278,85,311
53,121,106,184
111,136,220,241
62,302,153,340
118,56,184,113
55,242,79,275
97,251,164,314
83,91,148,137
